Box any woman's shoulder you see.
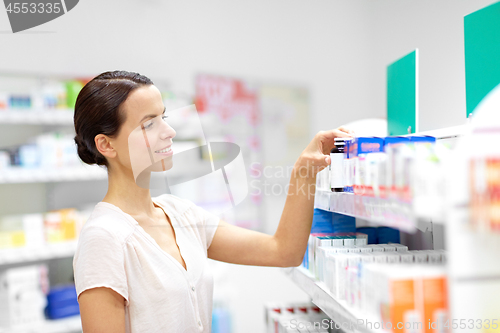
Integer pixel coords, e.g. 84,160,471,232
153,194,197,216
79,202,136,245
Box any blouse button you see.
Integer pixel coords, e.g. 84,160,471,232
191,286,195,292
198,320,202,326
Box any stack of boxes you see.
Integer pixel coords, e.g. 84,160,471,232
0,265,49,330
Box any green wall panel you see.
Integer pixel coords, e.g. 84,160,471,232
465,1,500,116
387,50,417,136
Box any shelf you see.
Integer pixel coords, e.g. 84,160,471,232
314,190,439,233
0,241,77,265
0,315,82,333
0,165,107,184
0,110,74,125
284,267,385,333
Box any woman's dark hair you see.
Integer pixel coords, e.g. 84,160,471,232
74,70,154,167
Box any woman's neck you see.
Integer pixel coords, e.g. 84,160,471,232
102,168,156,217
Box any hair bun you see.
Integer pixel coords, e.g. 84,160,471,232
75,135,100,165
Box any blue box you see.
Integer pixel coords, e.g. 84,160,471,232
45,285,80,319
377,227,400,244
311,209,334,234
356,227,377,244
332,213,356,233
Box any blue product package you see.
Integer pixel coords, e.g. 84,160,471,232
311,209,334,234
332,213,356,233
352,137,384,196
409,135,436,143
383,136,411,149
377,227,400,244
19,144,40,168
343,139,353,193
356,227,377,244
45,285,80,319
212,307,232,333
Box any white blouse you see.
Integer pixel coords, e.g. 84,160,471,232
73,194,220,333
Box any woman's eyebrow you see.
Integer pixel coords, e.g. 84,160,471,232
139,107,166,123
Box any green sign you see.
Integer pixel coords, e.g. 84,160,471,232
387,50,418,136
465,1,500,116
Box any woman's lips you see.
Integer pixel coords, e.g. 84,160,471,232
154,145,172,155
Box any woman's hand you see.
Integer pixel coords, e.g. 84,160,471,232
293,126,354,178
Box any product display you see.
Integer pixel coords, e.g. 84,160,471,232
265,302,331,333
315,135,453,232
0,208,88,250
0,265,49,329
0,80,83,111
0,132,81,170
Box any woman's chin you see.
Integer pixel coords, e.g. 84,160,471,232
149,157,174,172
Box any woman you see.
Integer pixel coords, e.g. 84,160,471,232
73,70,353,333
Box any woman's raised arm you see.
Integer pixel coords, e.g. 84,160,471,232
208,127,354,267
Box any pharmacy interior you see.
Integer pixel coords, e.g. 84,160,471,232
0,1,499,333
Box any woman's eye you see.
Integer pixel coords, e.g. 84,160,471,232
144,120,154,129
161,115,168,122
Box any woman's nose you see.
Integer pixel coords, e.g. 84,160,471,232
160,120,176,140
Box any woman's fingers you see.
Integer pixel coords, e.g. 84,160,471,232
337,126,355,135
318,127,355,154
295,125,355,177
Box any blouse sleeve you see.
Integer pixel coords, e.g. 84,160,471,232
189,204,220,251
73,225,129,304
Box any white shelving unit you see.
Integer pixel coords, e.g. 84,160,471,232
285,127,466,332
0,165,107,184
314,190,417,233
0,241,77,265
0,110,74,125
0,77,91,333
0,315,82,333
284,267,384,333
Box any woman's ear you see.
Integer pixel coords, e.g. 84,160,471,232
95,134,116,160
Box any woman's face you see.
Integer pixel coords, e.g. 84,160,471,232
110,85,176,183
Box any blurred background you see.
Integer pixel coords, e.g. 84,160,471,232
0,1,498,332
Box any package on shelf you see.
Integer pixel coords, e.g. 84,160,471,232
350,137,384,196
265,302,330,333
44,208,82,244
37,132,79,168
470,154,500,233
211,306,232,333
343,138,354,193
45,285,80,320
0,215,26,249
361,264,448,333
0,151,9,170
22,214,45,249
411,141,447,216
0,132,80,170
0,264,49,330
304,232,368,277
312,237,447,312
316,166,330,192
0,208,87,251
0,92,7,109
0,79,83,111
